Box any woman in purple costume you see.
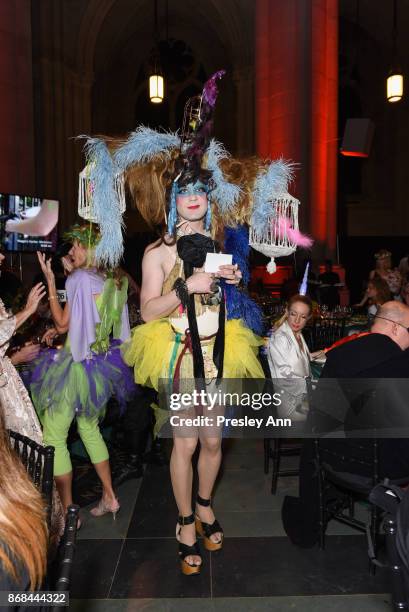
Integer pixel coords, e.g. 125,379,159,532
31,224,135,520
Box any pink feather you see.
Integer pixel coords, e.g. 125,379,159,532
276,217,314,248
287,227,314,248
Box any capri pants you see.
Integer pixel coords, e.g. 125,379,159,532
40,405,109,476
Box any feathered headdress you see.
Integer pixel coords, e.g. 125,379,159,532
77,70,309,270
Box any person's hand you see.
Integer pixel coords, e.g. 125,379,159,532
311,350,326,361
37,251,55,285
41,327,58,346
25,282,46,315
216,263,242,285
186,271,215,294
10,342,41,365
61,255,74,275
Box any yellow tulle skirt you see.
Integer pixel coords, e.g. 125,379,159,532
122,318,265,390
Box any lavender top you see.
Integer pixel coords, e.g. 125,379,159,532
65,268,131,362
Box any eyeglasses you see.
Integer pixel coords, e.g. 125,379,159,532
374,315,409,333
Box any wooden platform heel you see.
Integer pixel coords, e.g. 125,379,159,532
195,495,224,552
176,513,202,575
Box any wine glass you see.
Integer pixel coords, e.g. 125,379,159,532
321,304,328,319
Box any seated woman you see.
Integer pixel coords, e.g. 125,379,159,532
354,277,391,318
0,410,48,605
267,294,319,421
369,249,402,298
31,224,135,519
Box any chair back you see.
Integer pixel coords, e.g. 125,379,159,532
8,430,54,529
308,318,346,351
318,437,379,483
52,505,80,611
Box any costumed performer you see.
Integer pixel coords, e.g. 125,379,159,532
119,74,267,576
30,224,135,519
79,71,310,574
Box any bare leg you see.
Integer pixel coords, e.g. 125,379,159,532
54,472,73,513
170,435,200,566
93,459,116,503
196,436,223,543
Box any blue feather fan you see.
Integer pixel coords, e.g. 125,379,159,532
83,138,124,268
251,159,297,236
114,126,180,168
206,140,242,214
223,226,264,335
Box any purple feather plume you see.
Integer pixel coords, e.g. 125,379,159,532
203,70,226,107
183,70,226,175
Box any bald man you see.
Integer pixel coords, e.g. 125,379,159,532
322,301,409,378
282,301,409,548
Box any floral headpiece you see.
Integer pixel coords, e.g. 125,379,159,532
63,223,100,249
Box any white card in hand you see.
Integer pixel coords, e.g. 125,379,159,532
204,252,232,273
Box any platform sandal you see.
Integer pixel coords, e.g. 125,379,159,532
176,513,202,575
195,495,224,551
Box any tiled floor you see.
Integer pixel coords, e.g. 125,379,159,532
70,439,391,611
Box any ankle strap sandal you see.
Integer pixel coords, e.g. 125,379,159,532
195,496,224,551
176,513,202,575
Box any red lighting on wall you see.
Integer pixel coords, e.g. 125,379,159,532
340,150,369,158
255,0,338,255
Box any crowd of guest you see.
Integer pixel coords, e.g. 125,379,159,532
1,239,409,599
0,232,161,601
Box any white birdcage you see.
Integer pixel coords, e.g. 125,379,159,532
78,162,126,222
249,193,300,274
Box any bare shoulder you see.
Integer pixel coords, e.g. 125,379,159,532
144,237,175,263
144,238,162,256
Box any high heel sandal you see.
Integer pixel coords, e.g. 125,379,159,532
90,496,120,520
195,495,224,551
176,514,202,576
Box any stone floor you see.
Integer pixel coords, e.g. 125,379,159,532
69,439,391,612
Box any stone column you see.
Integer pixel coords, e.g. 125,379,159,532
0,0,35,193
32,0,93,230
255,0,338,256
233,67,255,156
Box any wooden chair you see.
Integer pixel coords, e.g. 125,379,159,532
264,437,301,494
8,429,54,529
304,318,346,352
260,347,304,494
315,436,382,573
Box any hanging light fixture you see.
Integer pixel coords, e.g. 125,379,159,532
149,0,164,103
387,72,403,103
149,71,164,104
387,0,403,103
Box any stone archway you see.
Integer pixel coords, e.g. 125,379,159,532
85,0,255,154
31,0,256,230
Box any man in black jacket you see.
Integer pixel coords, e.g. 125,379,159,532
282,301,409,547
